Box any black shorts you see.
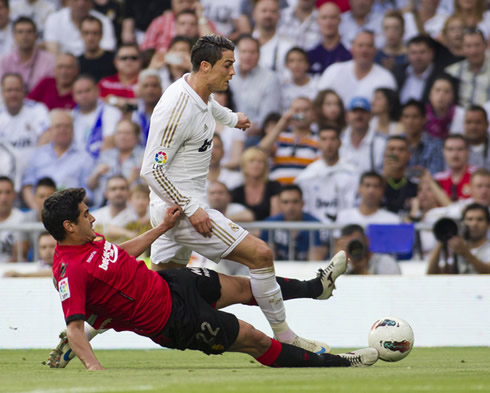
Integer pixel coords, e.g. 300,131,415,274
151,268,240,355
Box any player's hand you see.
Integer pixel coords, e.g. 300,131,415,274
164,205,182,229
236,113,251,131
189,208,212,238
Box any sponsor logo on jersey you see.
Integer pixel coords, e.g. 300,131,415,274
198,138,212,152
86,250,97,264
155,151,168,164
59,278,70,301
98,241,119,271
60,262,67,278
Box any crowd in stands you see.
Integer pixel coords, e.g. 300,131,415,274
1,0,490,275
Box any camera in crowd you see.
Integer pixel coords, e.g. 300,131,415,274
432,217,460,243
346,238,369,262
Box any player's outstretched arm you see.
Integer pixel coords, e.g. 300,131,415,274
66,320,104,370
119,205,182,256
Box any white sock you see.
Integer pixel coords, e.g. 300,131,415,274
249,266,295,344
84,323,107,341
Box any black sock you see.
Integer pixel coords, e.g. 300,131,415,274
256,339,350,368
275,276,323,300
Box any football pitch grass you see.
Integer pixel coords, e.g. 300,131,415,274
1,347,489,393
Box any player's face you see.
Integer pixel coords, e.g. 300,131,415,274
38,234,57,266
279,190,304,221
443,139,468,170
463,210,488,241
208,50,235,92
470,175,490,205
74,202,96,242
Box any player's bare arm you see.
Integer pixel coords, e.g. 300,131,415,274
189,207,213,238
119,206,182,256
66,319,104,371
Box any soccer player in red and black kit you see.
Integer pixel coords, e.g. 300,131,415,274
42,188,378,370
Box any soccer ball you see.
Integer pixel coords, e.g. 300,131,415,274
368,317,414,362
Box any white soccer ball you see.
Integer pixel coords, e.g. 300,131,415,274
368,317,414,362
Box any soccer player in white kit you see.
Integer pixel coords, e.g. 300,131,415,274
139,35,343,353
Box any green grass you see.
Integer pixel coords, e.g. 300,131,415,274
1,347,489,393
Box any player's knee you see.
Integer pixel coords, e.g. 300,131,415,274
251,240,273,268
238,322,270,356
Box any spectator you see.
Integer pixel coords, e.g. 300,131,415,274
28,53,79,110
0,176,28,262
277,0,321,51
98,44,142,112
445,28,490,107
382,135,418,215
0,17,55,93
0,73,50,195
451,0,490,40
9,0,55,40
131,69,163,146
229,34,281,133
200,0,250,41
212,90,245,171
148,35,192,91
71,74,122,158
3,232,56,277
338,0,383,50
207,180,253,223
230,147,281,221
0,0,14,57
24,177,57,223
21,110,95,205
0,143,15,192
335,224,401,274
434,134,476,201
295,126,359,224
44,0,116,56
140,0,215,55
126,183,151,236
87,119,144,208
340,96,387,173
318,31,397,105
307,2,351,76
78,15,117,82
121,0,170,44
335,171,401,236
261,184,328,261
403,0,449,41
280,47,318,113
91,175,138,243
394,35,440,104
252,0,293,75
173,8,201,43
463,105,490,169
374,10,407,72
370,87,402,136
259,97,320,184
427,202,490,274
437,15,465,66
207,133,243,192
312,89,346,131
400,99,444,174
93,0,124,45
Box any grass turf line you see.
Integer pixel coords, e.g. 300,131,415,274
1,347,489,393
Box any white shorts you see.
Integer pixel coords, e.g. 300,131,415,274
150,202,249,265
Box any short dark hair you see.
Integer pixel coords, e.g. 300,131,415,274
429,74,459,106
444,134,468,149
466,104,488,122
36,177,57,190
80,15,103,33
13,16,37,32
116,43,141,57
74,73,98,86
360,171,384,186
341,224,365,237
285,46,309,64
169,35,193,50
42,188,86,242
191,34,234,72
176,8,197,20
402,99,426,117
236,33,260,51
0,175,14,188
375,88,401,121
318,125,341,138
0,0,8,9
407,34,435,51
387,135,408,145
463,203,490,223
280,184,303,198
463,27,486,42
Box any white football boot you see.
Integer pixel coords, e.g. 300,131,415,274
291,336,331,355
338,348,379,367
316,250,348,300
46,330,75,368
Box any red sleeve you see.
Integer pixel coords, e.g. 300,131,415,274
27,78,47,102
57,262,89,325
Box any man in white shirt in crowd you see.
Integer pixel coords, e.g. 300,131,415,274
463,105,490,168
9,0,55,39
427,202,490,274
339,96,386,173
277,0,321,51
295,126,359,224
71,74,121,158
91,175,138,243
252,0,293,76
335,171,400,238
0,0,14,58
229,34,281,134
0,176,28,262
318,31,397,105
44,0,116,56
0,73,50,196
339,0,383,50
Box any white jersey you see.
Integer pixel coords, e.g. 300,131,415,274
334,207,401,238
295,158,359,223
0,100,50,190
201,0,241,37
140,75,238,217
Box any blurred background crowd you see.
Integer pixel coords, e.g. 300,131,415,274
1,0,490,276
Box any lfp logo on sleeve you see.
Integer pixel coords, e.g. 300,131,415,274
59,278,71,301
